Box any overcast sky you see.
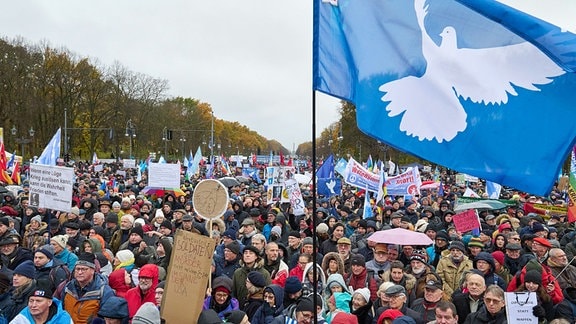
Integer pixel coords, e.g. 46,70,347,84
0,1,573,150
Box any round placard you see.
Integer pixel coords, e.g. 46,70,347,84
192,179,230,220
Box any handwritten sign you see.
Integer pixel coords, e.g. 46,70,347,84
162,230,215,323
505,292,537,323
452,209,480,233
285,179,305,216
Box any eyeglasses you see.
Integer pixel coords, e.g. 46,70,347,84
484,297,503,304
214,292,229,299
508,237,520,241
75,267,91,273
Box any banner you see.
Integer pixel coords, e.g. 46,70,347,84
148,163,180,188
384,167,422,196
123,159,136,169
456,197,517,206
162,230,215,323
344,158,381,192
504,292,537,323
28,164,74,212
452,209,481,233
285,179,305,216
265,166,296,186
524,202,567,217
568,147,576,223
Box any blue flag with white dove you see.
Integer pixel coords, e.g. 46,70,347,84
314,0,576,195
317,178,341,197
36,128,61,166
317,154,335,179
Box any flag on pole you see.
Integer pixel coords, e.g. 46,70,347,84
366,155,373,172
11,160,20,185
317,154,335,179
486,181,502,199
363,188,373,218
6,152,15,170
92,152,99,165
568,147,576,223
0,142,12,184
376,168,387,205
313,0,576,195
37,128,61,166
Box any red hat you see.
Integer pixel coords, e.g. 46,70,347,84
532,237,552,248
378,309,404,323
498,223,512,231
491,251,505,265
332,312,358,324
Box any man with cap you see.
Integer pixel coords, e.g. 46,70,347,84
410,273,446,323
344,254,378,302
390,212,403,229
98,200,112,217
532,236,552,263
231,245,271,307
379,285,423,324
33,244,70,290
216,240,242,279
287,231,302,260
125,263,159,318
466,237,484,258
117,224,146,254
59,252,114,324
503,242,534,276
426,230,450,268
436,240,473,298
282,276,304,318
238,218,258,247
365,243,391,282
473,252,506,291
109,214,135,254
289,237,323,269
0,233,32,270
11,280,74,324
171,209,186,230
181,213,201,234
50,235,78,271
103,212,119,242
97,296,129,324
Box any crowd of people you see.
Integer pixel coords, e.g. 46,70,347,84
0,162,575,324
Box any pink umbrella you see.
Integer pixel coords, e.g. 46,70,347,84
368,228,433,246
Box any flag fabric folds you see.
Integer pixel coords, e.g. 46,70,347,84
36,128,61,166
313,0,576,195
317,154,334,179
0,142,12,184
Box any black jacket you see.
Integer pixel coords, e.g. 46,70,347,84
463,304,507,324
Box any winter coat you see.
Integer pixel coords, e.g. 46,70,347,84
10,298,73,324
345,268,378,302
34,259,70,290
202,295,240,320
506,259,563,305
555,287,576,322
22,222,47,249
321,252,345,277
231,258,272,307
62,273,115,324
351,301,374,324
436,255,473,297
452,291,483,324
463,304,507,324
302,263,326,297
252,285,285,324
2,281,36,321
125,264,159,318
108,268,132,298
473,252,506,291
324,273,351,301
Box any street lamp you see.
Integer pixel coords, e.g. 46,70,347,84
124,119,136,159
162,127,168,158
11,126,35,160
179,133,186,161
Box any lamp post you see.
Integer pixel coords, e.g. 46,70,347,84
179,133,186,161
162,127,168,158
337,125,344,158
11,126,35,161
124,119,136,159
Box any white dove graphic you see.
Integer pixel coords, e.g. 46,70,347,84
379,0,565,142
326,179,337,194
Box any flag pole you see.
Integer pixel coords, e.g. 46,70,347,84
311,89,318,323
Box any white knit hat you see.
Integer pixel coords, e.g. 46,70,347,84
353,287,371,303
116,249,134,263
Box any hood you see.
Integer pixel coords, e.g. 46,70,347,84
263,284,284,308
139,264,159,287
322,252,345,276
333,292,352,312
108,269,129,290
474,251,496,272
98,295,129,319
325,273,350,295
303,263,326,285
87,238,103,253
80,198,99,210
205,217,226,234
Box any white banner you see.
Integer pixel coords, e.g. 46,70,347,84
123,159,136,169
344,158,381,192
285,179,305,216
384,167,422,196
149,163,180,188
28,164,74,212
94,164,103,172
265,166,296,186
504,292,537,323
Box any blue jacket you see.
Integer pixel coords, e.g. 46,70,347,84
54,249,78,271
10,298,73,324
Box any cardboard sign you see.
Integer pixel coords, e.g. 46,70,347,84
452,209,480,233
161,230,215,323
505,292,537,323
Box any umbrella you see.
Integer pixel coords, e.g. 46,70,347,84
140,186,186,198
454,200,506,212
368,228,433,246
293,174,312,184
235,176,251,184
218,176,240,188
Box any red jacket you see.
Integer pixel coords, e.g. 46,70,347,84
125,264,159,318
506,260,563,305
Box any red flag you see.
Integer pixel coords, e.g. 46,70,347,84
280,151,285,166
11,161,20,185
0,142,12,185
287,157,293,167
252,153,257,166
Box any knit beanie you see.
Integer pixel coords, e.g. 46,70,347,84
30,215,42,224
116,249,135,264
132,302,161,324
524,270,542,286
225,241,240,255
35,244,55,260
271,226,282,237
284,276,303,294
331,312,358,324
14,260,36,279
247,271,266,288
130,225,144,238
353,287,371,303
491,251,505,266
225,310,248,324
296,297,315,312
50,235,68,249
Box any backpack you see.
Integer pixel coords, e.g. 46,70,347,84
49,263,72,286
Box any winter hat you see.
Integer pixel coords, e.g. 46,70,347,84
243,245,260,256
212,276,233,295
467,237,484,248
98,296,129,319
316,223,329,234
222,229,237,239
435,230,450,242
69,207,80,216
491,251,505,266
331,312,359,324
271,226,282,237
410,250,428,264
392,316,417,324
197,309,223,324
50,235,68,249
224,310,248,324
160,220,173,230
32,280,53,299
302,237,313,246
533,237,552,248
106,213,118,224
379,308,404,321
116,249,135,263
350,254,366,267
76,252,96,269
130,225,144,238
296,297,315,312
247,271,266,288
14,260,36,279
531,222,546,232
63,222,80,230
35,244,55,260
353,287,371,303
448,240,466,254
524,270,542,285
288,230,301,239
132,302,161,324
225,241,241,255
30,215,42,224
285,276,303,294
112,201,121,208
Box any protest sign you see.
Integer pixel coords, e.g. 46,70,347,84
384,167,422,196
162,230,215,323
148,163,180,188
123,159,136,169
344,158,380,192
94,164,103,172
505,292,537,323
452,209,480,233
28,164,74,212
285,179,305,216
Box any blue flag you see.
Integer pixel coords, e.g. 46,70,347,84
317,154,334,179
317,178,341,197
36,128,61,166
314,0,576,195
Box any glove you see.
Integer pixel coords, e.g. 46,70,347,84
263,303,275,316
532,305,545,319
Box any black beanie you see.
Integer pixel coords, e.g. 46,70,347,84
524,270,542,286
130,225,144,238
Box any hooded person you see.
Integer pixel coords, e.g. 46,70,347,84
132,302,161,324
325,291,353,323
321,252,345,277
324,273,351,301
473,252,506,291
203,276,239,320
244,271,267,320
301,262,326,297
251,284,285,324
108,268,132,298
97,295,130,324
125,263,159,318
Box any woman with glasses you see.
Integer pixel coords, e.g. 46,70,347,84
202,276,239,320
